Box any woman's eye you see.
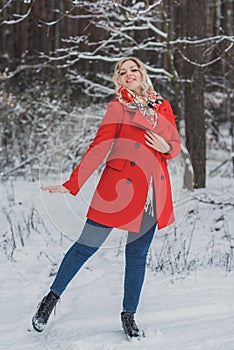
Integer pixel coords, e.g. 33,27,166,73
119,68,139,76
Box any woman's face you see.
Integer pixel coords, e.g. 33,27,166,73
118,60,143,95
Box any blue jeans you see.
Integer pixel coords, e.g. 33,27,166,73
51,213,156,313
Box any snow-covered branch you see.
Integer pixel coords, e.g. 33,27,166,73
0,0,34,25
146,20,167,39
38,6,76,26
178,42,234,68
67,71,114,97
5,64,56,80
0,0,14,13
114,0,162,16
169,35,234,46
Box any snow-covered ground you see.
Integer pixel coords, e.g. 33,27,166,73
0,151,234,350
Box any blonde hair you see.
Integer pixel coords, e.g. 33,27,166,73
112,57,150,91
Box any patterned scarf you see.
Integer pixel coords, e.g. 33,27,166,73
116,85,163,128
116,85,164,217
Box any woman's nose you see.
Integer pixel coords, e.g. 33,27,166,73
126,70,133,78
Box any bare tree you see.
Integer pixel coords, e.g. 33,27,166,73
181,1,207,188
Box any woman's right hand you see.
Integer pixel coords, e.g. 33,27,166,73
40,185,69,193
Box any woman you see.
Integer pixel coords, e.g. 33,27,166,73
32,57,181,339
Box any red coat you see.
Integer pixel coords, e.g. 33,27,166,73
63,99,181,233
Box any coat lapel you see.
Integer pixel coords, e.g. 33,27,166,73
124,106,154,131
124,105,172,134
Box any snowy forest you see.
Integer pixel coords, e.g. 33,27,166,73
0,1,234,349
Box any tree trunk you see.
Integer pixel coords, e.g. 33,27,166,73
184,0,207,188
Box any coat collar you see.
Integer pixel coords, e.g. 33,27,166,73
123,105,155,131
123,105,172,133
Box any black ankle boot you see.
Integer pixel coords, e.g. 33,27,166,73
32,290,60,332
121,311,140,338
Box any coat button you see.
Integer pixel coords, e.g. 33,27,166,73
134,142,140,149
130,161,136,166
126,178,132,184
161,175,165,180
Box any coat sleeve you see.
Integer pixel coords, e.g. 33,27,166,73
63,101,122,195
158,99,181,160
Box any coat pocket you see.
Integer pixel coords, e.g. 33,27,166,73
106,158,127,171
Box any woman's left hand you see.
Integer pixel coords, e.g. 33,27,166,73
145,130,171,153
40,185,69,193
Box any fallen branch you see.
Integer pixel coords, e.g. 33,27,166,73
2,157,39,178
193,196,234,207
